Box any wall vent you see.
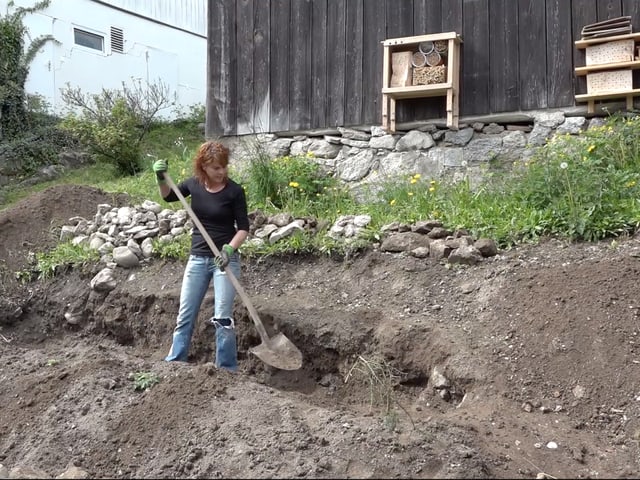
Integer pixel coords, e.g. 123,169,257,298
111,27,124,53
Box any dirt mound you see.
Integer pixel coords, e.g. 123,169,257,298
1,185,640,478
0,185,130,275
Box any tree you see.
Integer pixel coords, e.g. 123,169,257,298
0,0,57,141
60,78,176,175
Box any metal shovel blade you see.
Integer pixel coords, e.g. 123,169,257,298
249,332,303,371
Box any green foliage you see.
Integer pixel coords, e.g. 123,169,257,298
350,114,640,247
9,109,640,266
240,141,355,220
0,0,57,140
129,371,160,391
503,115,640,243
152,233,191,261
59,79,176,176
29,241,99,280
0,123,79,178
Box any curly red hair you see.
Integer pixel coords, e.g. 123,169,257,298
193,141,230,186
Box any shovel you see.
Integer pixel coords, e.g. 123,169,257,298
162,173,303,371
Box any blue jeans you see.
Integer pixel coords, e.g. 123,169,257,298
165,254,240,371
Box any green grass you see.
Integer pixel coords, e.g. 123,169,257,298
7,111,640,276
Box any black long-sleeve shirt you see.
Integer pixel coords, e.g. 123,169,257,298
163,177,250,256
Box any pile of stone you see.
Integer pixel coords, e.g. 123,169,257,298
59,200,498,276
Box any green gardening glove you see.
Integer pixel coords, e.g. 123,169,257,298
214,244,235,270
152,158,168,184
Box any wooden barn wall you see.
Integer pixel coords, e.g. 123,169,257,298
207,0,640,136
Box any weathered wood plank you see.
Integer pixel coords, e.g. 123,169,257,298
208,0,620,135
253,0,271,133
622,0,640,36
236,0,254,134
413,0,442,34
572,0,598,100
327,0,346,127
345,0,364,126
441,0,462,36
547,0,574,107
206,0,236,135
518,0,547,110
489,0,519,113
289,0,312,131
270,0,290,132
461,0,489,115
362,0,385,125
597,0,622,20
412,0,444,122
386,0,416,125
622,0,640,108
386,0,413,38
310,0,327,129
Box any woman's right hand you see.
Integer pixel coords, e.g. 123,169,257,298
153,159,168,184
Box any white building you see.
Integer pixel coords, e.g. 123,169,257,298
2,0,208,119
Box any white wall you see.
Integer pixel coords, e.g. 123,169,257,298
2,0,207,119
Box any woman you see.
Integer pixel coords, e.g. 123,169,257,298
152,140,249,371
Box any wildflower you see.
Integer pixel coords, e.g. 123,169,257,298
289,181,299,188
408,192,414,196
429,186,435,192
306,151,315,158
413,173,421,179
410,178,418,184
430,180,436,185
390,199,396,206
560,162,568,169
587,145,596,153
626,180,637,188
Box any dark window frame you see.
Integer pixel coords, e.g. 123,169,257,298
73,28,104,52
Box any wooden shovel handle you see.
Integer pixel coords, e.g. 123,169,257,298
162,173,271,343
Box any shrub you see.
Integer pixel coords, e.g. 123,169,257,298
59,79,175,176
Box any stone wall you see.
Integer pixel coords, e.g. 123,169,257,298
225,109,605,195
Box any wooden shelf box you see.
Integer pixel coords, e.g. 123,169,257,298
574,33,640,113
381,32,462,132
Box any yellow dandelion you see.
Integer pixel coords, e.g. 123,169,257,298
429,186,435,192
289,181,299,188
410,178,418,184
588,145,596,153
390,199,396,206
626,180,636,188
306,151,315,158
408,192,414,196
430,180,437,185
413,173,421,179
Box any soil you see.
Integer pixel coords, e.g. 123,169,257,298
1,184,640,479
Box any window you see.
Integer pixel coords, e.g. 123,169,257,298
74,28,104,51
111,27,124,53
